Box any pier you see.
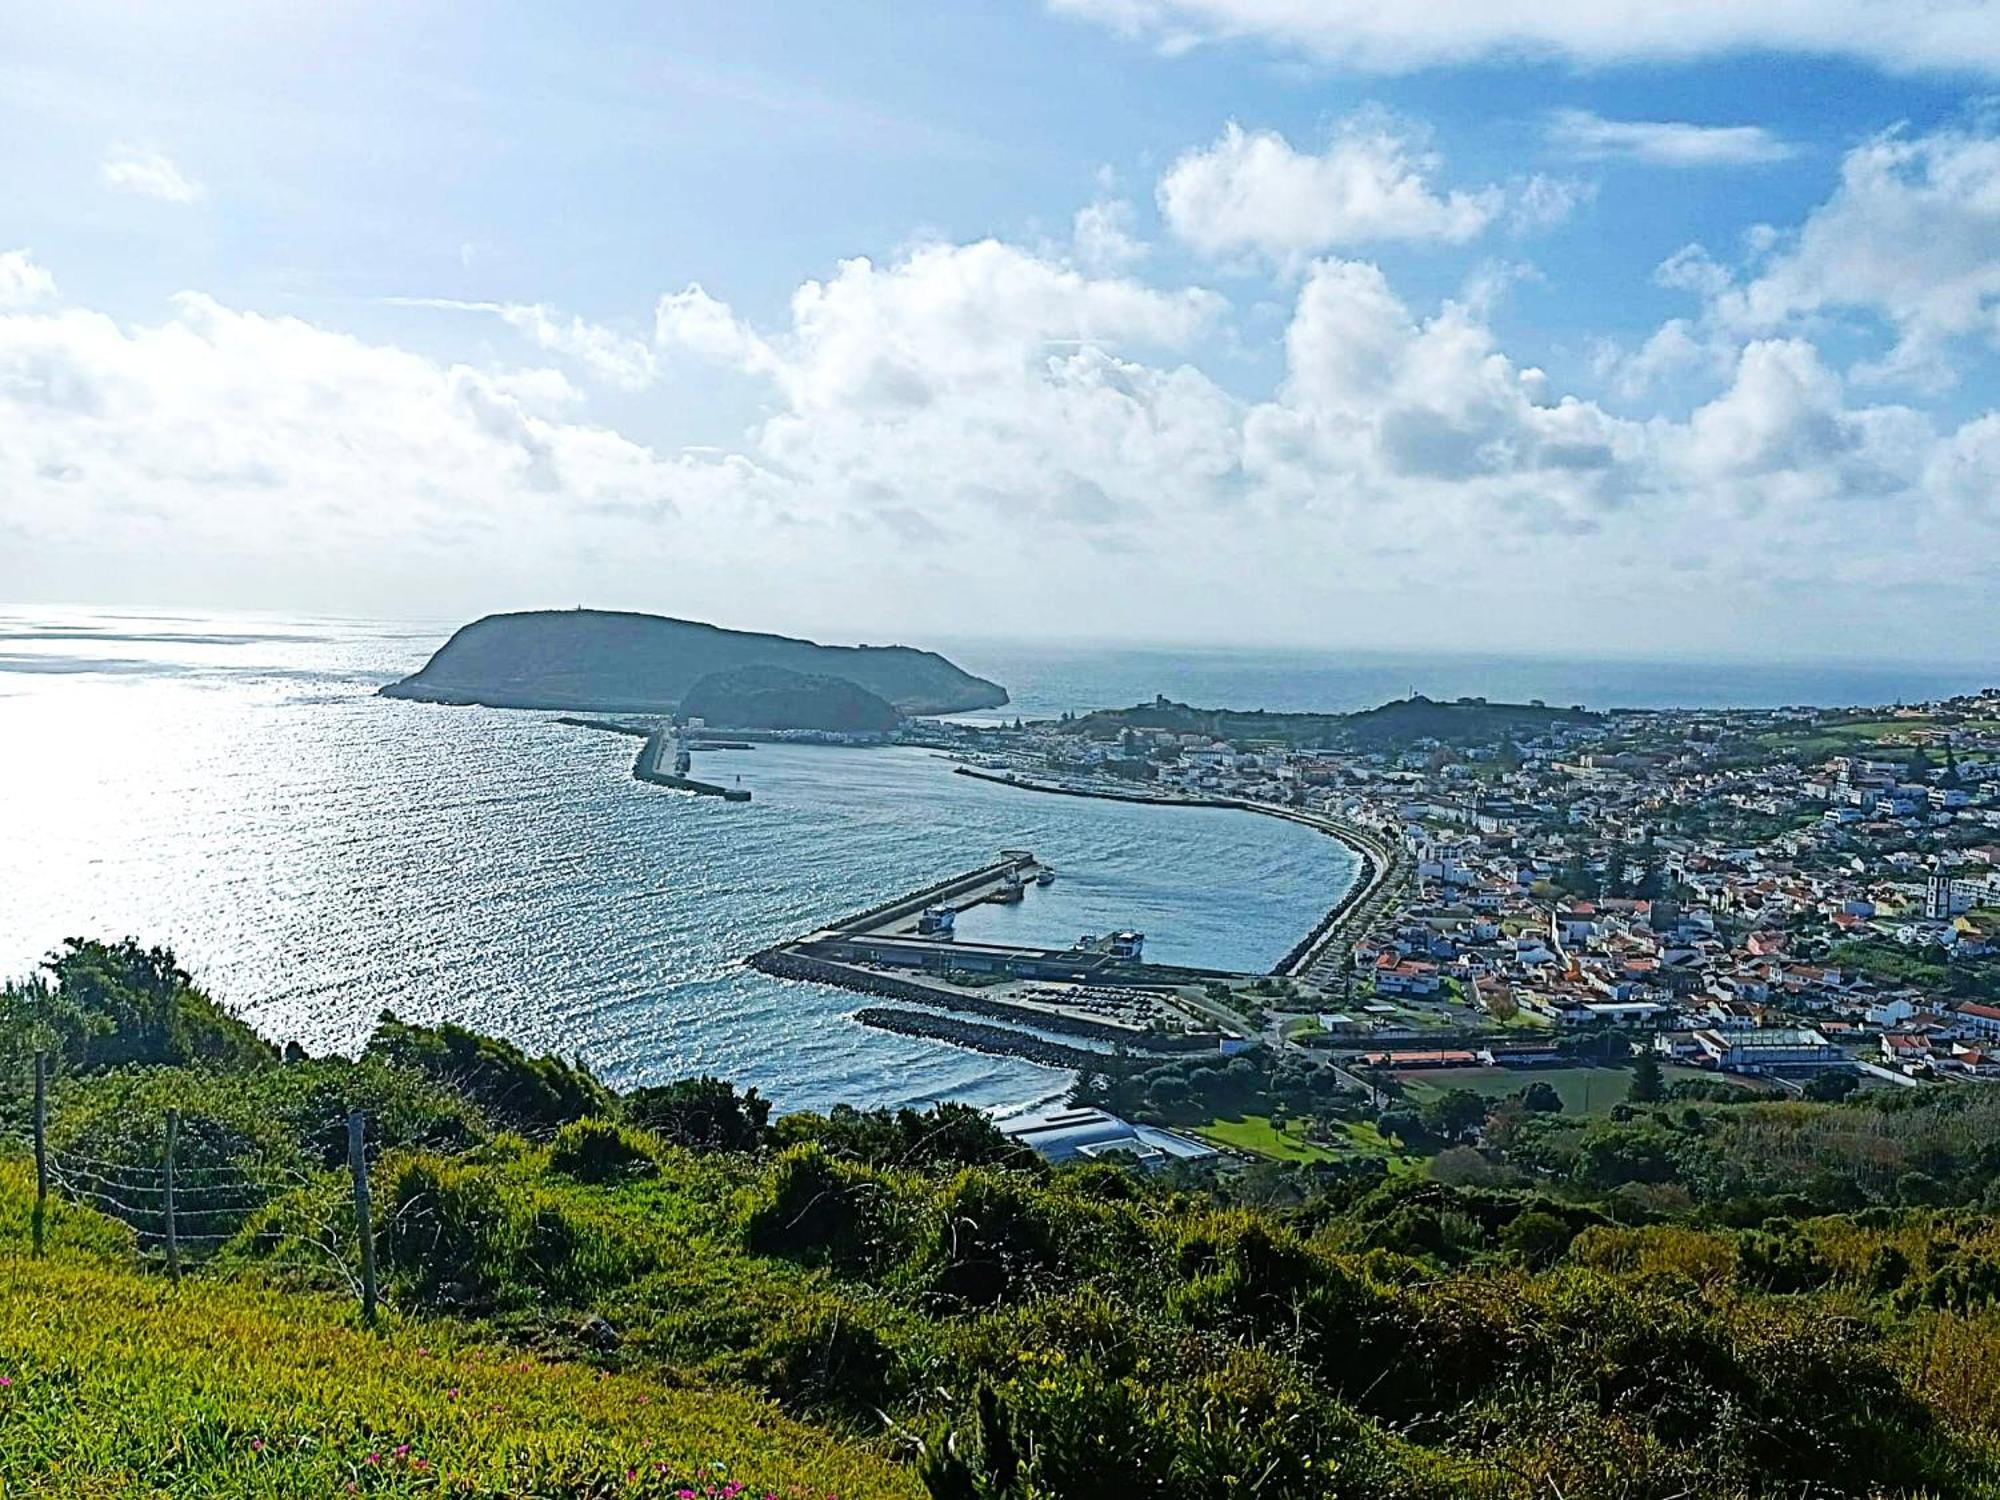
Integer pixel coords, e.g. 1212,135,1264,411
633,727,751,802
747,848,1234,1061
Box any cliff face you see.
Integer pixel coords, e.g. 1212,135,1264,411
380,609,1008,716
679,665,900,733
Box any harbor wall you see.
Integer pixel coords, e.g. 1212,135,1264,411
748,949,1212,1051
851,1008,1107,1071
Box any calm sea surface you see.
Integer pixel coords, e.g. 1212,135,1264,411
2,609,1989,1110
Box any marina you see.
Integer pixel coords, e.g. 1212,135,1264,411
746,828,1374,1065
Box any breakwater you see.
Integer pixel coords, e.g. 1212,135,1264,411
821,852,1037,935
852,1008,1106,1071
634,727,752,801
748,948,1210,1051
557,716,654,737
953,766,1221,808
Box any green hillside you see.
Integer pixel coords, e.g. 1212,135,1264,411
680,664,902,732
7,939,2000,1499
1060,693,1602,751
0,1187,916,1498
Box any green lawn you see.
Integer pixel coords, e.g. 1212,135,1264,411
1755,716,2000,755
1399,1066,1634,1115
1193,1113,1342,1162
0,1257,918,1499
1193,1114,1424,1173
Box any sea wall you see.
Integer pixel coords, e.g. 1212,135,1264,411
748,948,1212,1052
851,1008,1106,1071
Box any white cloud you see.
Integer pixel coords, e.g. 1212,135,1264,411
665,239,1223,417
5,222,1998,649
0,250,56,309
1072,198,1150,270
397,298,658,390
1709,128,2000,388
100,143,204,204
1159,120,1548,264
1546,109,1795,166
0,286,795,615
1049,0,2000,76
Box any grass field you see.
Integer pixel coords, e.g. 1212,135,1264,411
1193,1113,1342,1162
1756,716,2000,756
1193,1113,1424,1173
0,1220,918,1498
1399,1065,1635,1115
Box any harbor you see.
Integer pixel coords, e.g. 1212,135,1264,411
746,834,1374,1067
946,765,1397,982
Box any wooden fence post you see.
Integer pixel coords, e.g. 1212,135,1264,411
163,1108,180,1281
348,1110,378,1326
31,1050,47,1258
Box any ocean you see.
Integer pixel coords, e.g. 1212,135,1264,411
2,608,1989,1111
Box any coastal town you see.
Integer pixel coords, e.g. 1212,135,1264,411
879,688,2000,1114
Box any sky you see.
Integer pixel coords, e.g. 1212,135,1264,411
3,0,1999,659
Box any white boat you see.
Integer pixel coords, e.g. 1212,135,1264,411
1035,867,1056,886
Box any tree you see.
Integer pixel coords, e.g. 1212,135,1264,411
25,938,271,1073
1424,1088,1489,1142
1500,1209,1573,1267
626,1074,771,1150
1802,1069,1860,1103
366,1013,610,1132
1629,1053,1664,1103
1518,1081,1564,1114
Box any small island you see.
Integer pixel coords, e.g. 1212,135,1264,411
381,608,1007,717
680,664,901,733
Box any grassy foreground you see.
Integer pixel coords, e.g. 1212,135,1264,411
0,1247,917,1500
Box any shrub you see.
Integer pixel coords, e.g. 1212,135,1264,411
549,1117,660,1184
1501,1210,1574,1268
919,1172,1068,1309
626,1076,769,1152
5,939,272,1075
364,1014,610,1133
743,1296,901,1421
374,1152,649,1308
742,1143,901,1274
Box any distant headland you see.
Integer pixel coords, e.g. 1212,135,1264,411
379,608,1008,717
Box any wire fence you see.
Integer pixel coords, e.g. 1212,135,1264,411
5,1051,381,1323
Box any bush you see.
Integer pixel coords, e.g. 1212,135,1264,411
374,1152,650,1308
4,939,272,1075
742,1143,901,1274
743,1296,901,1421
549,1117,660,1183
626,1076,770,1152
1501,1210,1574,1268
364,1014,610,1133
773,1102,1036,1172
920,1172,1068,1309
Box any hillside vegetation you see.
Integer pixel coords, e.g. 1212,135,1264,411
681,665,902,733
1060,694,1603,751
7,940,2000,1498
